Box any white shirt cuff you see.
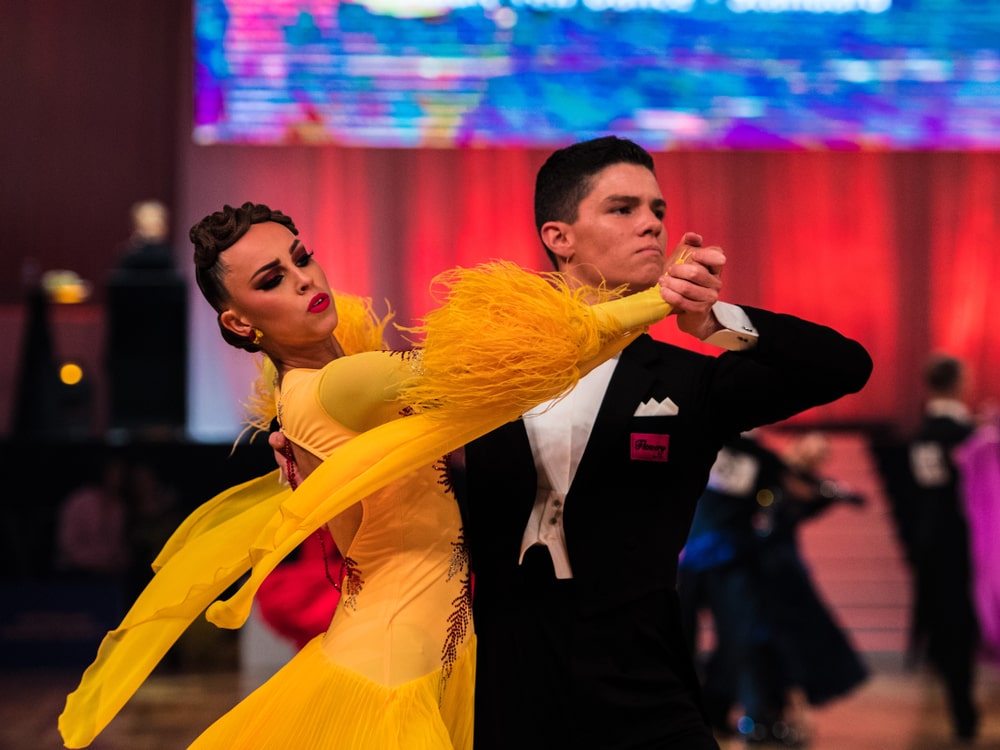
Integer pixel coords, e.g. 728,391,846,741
702,302,758,351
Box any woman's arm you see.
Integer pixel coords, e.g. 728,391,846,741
313,350,414,432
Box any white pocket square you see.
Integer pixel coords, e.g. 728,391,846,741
633,397,679,417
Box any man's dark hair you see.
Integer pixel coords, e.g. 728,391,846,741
189,201,297,352
534,136,656,268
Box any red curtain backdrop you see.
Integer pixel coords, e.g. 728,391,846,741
929,153,1000,411
757,152,900,426
181,145,1000,436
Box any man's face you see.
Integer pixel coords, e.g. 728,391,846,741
554,162,667,293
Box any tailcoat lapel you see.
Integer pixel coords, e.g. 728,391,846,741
570,336,660,493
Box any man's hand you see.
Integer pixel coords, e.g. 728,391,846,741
659,231,726,340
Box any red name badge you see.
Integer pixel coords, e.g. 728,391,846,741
631,433,670,462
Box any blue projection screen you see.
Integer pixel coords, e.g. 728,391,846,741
194,0,1000,150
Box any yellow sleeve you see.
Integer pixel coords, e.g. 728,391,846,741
304,275,670,433
304,271,669,434
313,350,412,433
590,285,670,334
397,263,672,417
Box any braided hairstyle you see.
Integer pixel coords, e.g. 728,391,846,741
190,202,297,352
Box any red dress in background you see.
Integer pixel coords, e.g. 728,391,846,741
255,528,342,650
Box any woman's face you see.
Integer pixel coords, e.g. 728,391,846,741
218,221,339,360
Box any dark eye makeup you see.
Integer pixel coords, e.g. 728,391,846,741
292,245,314,267
254,244,315,290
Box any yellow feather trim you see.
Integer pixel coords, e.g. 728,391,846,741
397,261,628,417
334,293,395,357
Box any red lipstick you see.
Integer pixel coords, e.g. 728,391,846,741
308,293,330,313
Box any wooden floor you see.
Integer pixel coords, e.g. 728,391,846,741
4,654,999,749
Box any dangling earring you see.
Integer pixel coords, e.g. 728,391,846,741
251,327,264,346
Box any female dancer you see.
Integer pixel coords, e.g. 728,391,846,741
59,201,688,749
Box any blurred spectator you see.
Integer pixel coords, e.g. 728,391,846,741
906,353,980,742
125,461,183,599
680,431,787,743
759,432,868,743
679,429,867,747
955,408,1000,665
55,457,130,577
105,200,187,437
113,200,176,272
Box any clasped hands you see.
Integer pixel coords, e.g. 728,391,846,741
659,231,726,341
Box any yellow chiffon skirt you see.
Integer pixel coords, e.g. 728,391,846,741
190,635,475,750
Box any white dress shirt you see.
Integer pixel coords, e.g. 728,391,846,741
517,301,759,579
520,356,619,578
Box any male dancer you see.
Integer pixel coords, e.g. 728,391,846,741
461,136,872,749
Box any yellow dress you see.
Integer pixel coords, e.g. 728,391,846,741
58,262,674,749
